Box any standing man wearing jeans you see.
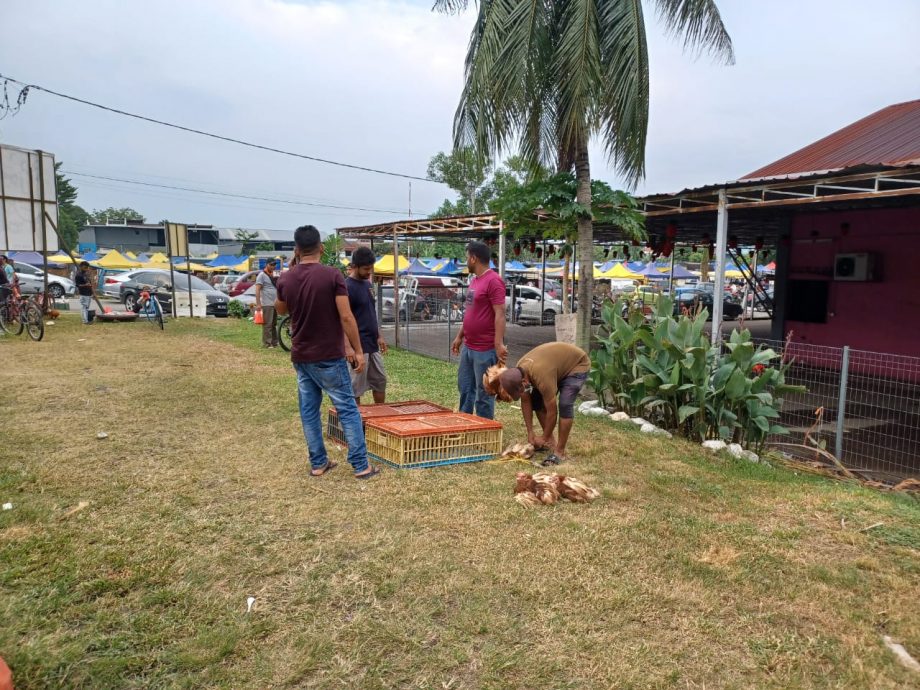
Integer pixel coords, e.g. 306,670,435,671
276,225,380,480
74,261,96,325
254,259,279,348
451,241,507,419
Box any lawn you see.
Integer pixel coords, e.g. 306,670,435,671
1,315,919,689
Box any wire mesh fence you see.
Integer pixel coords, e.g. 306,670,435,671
757,338,920,480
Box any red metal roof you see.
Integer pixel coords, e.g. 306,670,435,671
743,99,920,180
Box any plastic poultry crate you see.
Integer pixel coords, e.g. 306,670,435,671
364,412,503,469
325,400,451,446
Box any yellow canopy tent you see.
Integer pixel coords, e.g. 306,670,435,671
231,259,250,272
175,262,215,272
125,251,137,259
373,254,410,276
204,252,219,260
140,261,172,270
47,253,80,264
92,250,142,269
724,269,745,278
599,262,641,279
147,252,169,264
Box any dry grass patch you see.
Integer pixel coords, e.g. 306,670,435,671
1,316,919,689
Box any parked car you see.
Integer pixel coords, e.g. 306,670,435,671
672,288,743,320
100,268,144,298
380,285,430,322
229,271,259,297
230,285,258,314
12,261,76,297
119,270,229,317
210,274,239,294
505,284,563,324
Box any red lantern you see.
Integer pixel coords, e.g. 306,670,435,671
603,247,610,258
728,235,739,250
529,240,536,253
665,222,678,239
536,247,543,258
513,243,521,257
631,239,640,246
702,233,710,243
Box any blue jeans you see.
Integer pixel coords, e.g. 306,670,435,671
80,295,93,323
458,345,497,419
294,359,369,473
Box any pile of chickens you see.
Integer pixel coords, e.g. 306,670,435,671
501,442,536,460
513,471,600,507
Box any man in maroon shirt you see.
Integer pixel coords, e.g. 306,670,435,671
276,225,380,480
450,241,507,419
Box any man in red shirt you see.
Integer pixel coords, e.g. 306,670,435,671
276,225,380,480
450,241,507,419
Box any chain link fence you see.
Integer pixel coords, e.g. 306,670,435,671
757,338,920,480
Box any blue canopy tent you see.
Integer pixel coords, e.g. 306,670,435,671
9,251,45,265
627,261,645,272
505,260,528,272
207,255,248,268
433,259,463,275
81,251,101,262
638,263,669,280
134,253,151,263
405,258,436,275
661,264,696,279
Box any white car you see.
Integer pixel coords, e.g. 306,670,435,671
506,284,563,324
12,261,76,297
100,268,142,298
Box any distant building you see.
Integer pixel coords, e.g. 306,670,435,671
78,221,220,255
217,228,296,254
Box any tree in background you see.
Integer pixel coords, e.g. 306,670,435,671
54,163,89,250
434,0,734,350
90,207,146,224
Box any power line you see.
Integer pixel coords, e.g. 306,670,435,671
1,72,439,183
64,170,418,215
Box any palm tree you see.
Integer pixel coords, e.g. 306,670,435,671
434,0,734,350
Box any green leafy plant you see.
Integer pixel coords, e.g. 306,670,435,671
591,297,805,452
227,300,248,319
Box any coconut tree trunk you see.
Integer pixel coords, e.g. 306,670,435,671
574,138,593,352
561,251,570,314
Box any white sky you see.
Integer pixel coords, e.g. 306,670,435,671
1,0,918,235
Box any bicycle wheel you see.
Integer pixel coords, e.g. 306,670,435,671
153,298,164,330
25,304,44,341
0,303,11,334
4,304,25,336
277,316,292,352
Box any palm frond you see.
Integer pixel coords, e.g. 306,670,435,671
554,0,602,159
653,0,735,64
596,0,649,187
432,0,475,13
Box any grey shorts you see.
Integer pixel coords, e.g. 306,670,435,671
530,372,588,419
350,352,387,396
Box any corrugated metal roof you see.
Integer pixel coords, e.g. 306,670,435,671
743,99,920,180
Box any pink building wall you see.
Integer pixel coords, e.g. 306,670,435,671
785,207,920,359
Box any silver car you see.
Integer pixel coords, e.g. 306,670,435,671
12,261,76,297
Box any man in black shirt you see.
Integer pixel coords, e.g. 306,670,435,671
74,261,96,324
345,247,388,404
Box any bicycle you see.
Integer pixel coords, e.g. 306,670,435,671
0,292,43,340
133,286,165,330
276,314,292,352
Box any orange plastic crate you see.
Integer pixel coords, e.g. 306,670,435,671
364,412,503,469
325,400,451,446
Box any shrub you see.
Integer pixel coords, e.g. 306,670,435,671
227,300,248,319
590,297,805,452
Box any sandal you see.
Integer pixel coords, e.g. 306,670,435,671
541,454,561,467
355,466,381,480
310,461,337,477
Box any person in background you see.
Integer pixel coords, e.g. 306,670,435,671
0,256,12,306
450,241,507,419
255,259,279,348
495,342,591,466
275,225,379,480
74,261,96,324
344,247,388,404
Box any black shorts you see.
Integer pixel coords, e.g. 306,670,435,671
530,372,588,419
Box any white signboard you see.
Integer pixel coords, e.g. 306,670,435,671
0,144,59,252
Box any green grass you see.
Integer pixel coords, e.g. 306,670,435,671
1,315,919,688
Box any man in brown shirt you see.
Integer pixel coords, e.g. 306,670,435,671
497,342,590,465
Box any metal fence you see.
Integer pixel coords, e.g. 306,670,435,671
757,338,920,480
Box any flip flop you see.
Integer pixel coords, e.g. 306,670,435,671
310,461,337,477
541,454,562,467
355,466,381,480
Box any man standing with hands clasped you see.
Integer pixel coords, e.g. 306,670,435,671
344,247,388,404
275,225,380,480
255,259,279,348
451,241,507,419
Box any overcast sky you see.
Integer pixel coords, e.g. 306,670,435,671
1,0,918,236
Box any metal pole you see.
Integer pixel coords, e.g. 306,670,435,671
540,239,546,323
185,226,194,317
835,346,851,461
393,226,399,349
166,221,178,318
711,189,728,345
668,245,676,297
37,152,50,307
498,221,505,281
